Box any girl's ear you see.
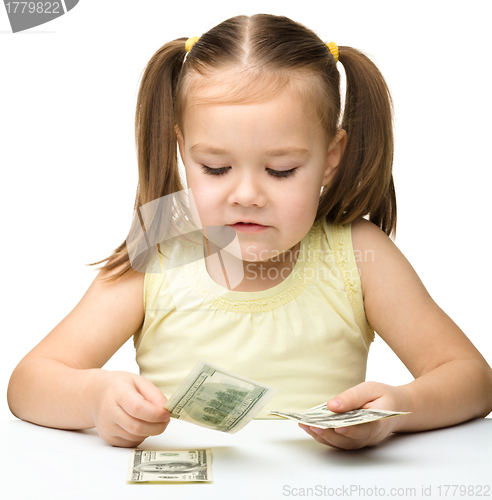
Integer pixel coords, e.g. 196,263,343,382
322,129,347,187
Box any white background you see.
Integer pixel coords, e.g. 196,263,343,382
1,0,490,422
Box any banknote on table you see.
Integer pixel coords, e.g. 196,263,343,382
163,360,278,433
269,403,410,429
127,449,212,482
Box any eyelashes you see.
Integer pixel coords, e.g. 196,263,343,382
201,165,298,179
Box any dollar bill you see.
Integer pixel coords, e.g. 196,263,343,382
269,403,410,429
127,449,212,482
163,360,278,433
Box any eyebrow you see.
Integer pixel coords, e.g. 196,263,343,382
190,143,309,157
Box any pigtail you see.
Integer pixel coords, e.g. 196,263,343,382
86,39,189,282
134,38,187,210
319,46,397,239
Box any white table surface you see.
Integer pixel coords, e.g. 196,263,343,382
1,418,491,500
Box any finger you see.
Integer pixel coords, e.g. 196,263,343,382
299,423,373,450
309,426,374,450
118,387,170,424
133,375,168,407
327,382,383,413
114,405,170,438
105,434,145,448
298,424,346,450
332,421,382,441
98,421,147,448
299,424,331,445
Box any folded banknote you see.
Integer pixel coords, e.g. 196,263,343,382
269,403,410,429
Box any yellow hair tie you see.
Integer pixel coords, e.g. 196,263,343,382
185,36,200,53
325,41,339,62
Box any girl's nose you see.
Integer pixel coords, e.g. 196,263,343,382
228,171,267,207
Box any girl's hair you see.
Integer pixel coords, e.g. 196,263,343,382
88,14,396,283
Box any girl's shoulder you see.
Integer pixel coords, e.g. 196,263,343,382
350,217,397,301
350,216,387,249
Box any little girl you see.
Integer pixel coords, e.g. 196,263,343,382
7,14,492,450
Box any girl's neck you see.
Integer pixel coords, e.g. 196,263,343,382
204,241,301,292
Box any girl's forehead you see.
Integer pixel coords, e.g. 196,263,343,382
179,84,328,153
181,91,312,138
178,70,322,132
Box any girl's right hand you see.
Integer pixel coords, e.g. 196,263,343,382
90,370,171,447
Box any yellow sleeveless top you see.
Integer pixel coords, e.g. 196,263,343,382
134,218,374,418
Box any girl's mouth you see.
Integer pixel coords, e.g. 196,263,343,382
228,222,269,233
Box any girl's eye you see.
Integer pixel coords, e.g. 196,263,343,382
268,168,297,179
201,165,298,179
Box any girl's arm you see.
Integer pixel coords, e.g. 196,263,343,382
7,264,170,447
301,217,492,449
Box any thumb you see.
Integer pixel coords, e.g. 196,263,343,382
327,382,381,413
133,374,168,408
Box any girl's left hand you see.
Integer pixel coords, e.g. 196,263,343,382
299,381,410,450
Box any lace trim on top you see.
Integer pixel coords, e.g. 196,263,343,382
331,223,375,348
144,249,166,311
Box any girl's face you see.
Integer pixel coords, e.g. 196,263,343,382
177,85,346,265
